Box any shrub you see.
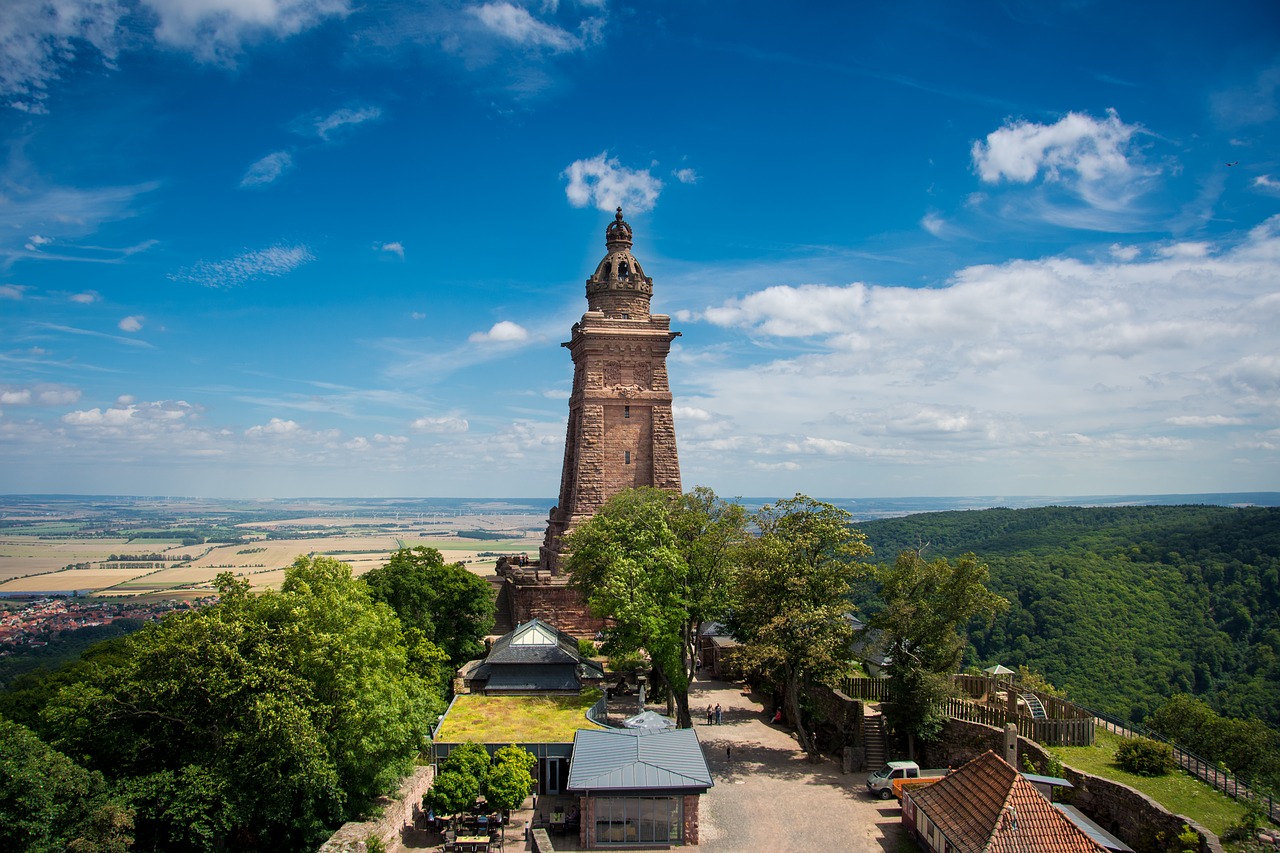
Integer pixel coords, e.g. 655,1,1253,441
1115,737,1173,776
364,836,387,853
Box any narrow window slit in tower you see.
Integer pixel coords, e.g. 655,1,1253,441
624,405,630,418
625,451,631,464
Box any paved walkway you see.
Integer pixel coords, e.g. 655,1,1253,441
392,674,904,852
690,674,904,853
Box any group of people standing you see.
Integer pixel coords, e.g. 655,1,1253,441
704,703,723,725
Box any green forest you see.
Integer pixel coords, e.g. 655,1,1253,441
856,505,1280,729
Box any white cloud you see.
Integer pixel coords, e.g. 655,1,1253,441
380,241,405,258
0,0,125,112
673,168,698,184
143,0,351,64
1109,243,1140,261
972,109,1143,185
0,284,27,299
310,105,382,140
0,383,81,406
245,417,301,437
921,213,946,237
682,215,1280,494
118,315,144,332
169,244,314,288
1255,175,1280,193
469,320,530,343
240,150,294,187
411,415,469,433
63,399,195,428
70,290,101,303
1,0,349,111
673,405,712,422
1166,415,1247,427
562,152,662,213
470,2,590,52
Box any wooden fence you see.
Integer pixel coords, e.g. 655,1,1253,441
840,675,1094,747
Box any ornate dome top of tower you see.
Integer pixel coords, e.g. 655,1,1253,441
586,207,652,315
605,207,633,249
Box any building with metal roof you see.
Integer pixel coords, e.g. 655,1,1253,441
566,727,713,847
457,618,605,695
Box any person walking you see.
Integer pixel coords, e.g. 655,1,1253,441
706,705,714,725
714,703,723,725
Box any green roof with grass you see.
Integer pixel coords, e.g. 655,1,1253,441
434,689,605,745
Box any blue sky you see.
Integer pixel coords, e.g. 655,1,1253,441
2,0,1278,499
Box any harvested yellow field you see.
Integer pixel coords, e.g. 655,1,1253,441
0,537,141,580
0,567,161,593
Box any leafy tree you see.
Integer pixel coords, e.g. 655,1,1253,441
425,742,491,817
726,495,871,759
39,559,438,851
0,714,133,853
485,745,537,845
566,487,747,728
361,546,495,665
871,550,1008,757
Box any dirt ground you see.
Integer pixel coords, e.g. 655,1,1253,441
393,673,905,853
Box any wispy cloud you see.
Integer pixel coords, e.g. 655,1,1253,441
470,2,601,52
117,315,144,332
563,152,662,213
240,150,294,187
35,322,154,348
379,241,405,258
0,284,27,300
0,0,125,112
168,244,314,288
308,105,382,141
2,0,351,112
673,167,698,184
0,158,160,264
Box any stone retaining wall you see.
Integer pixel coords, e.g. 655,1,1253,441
317,766,434,853
921,719,1223,853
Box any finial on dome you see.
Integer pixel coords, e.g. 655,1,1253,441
605,206,633,249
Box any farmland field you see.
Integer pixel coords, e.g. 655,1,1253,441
0,501,545,598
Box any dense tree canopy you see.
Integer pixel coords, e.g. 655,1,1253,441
21,558,439,852
566,487,747,727
858,505,1280,728
0,715,132,853
361,546,495,666
726,495,871,759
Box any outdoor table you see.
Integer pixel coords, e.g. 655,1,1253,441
456,836,489,852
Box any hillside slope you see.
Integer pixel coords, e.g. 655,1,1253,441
857,505,1280,726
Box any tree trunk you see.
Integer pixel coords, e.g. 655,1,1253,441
785,669,820,761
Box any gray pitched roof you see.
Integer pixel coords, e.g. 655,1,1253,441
567,728,713,793
485,663,581,692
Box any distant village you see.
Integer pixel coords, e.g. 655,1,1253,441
0,596,209,651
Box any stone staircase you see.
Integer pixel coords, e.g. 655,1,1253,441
863,714,888,769
490,576,516,636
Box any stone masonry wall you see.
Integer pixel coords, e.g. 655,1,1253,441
921,719,1223,853
317,766,433,853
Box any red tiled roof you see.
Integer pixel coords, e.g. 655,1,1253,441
907,750,1104,853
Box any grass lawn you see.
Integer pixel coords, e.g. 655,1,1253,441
434,690,605,744
1056,730,1249,838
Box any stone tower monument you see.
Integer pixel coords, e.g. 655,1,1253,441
540,208,683,573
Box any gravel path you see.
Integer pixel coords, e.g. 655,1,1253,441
690,675,904,853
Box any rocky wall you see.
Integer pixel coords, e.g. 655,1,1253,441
317,766,433,853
